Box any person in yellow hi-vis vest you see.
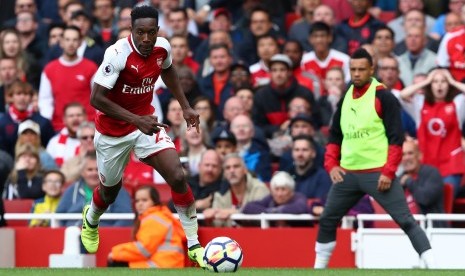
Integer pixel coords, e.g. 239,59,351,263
108,185,186,268
313,48,435,269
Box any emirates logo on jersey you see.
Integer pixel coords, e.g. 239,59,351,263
157,57,163,68
121,77,155,94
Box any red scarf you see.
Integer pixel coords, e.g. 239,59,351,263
9,105,33,123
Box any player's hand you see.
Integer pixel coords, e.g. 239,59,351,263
329,166,345,184
377,174,392,192
134,115,168,135
183,107,200,133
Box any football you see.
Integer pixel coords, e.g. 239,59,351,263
203,236,243,273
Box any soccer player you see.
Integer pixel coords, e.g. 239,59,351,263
313,48,435,269
80,5,205,267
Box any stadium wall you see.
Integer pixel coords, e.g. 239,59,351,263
10,227,355,267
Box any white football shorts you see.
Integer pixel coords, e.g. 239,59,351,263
94,128,175,187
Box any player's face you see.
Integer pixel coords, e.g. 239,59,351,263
272,186,293,205
349,58,374,88
134,188,155,215
132,18,159,57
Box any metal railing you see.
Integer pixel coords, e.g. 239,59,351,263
4,213,357,229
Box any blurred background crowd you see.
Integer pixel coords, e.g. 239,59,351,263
0,0,464,230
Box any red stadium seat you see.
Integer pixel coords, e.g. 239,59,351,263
452,198,465,227
378,11,396,24
285,12,301,33
3,199,35,226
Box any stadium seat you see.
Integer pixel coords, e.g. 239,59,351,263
285,12,301,33
378,11,396,24
3,199,35,226
443,183,454,214
452,198,465,227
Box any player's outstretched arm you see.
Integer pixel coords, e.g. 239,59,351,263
90,83,167,135
161,65,200,132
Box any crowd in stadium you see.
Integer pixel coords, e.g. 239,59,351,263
1,0,465,232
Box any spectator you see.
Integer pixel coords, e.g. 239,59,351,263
47,23,65,47
211,127,237,159
231,114,272,182
399,140,447,227
337,0,385,55
157,0,199,38
29,170,65,227
397,26,437,86
59,0,84,25
430,0,464,40
55,152,132,227
192,96,216,133
170,35,199,75
0,81,55,157
179,119,210,177
242,171,308,227
220,96,246,128
167,7,203,54
286,135,331,200
253,54,315,138
15,12,44,88
60,121,96,184
203,153,270,227
393,9,439,56
44,9,105,66
165,98,184,151
171,149,223,213
388,0,436,44
0,29,30,85
15,119,57,170
377,56,404,91
108,185,185,268
234,87,254,118
288,0,321,51
0,149,13,226
198,44,234,120
437,8,465,82
91,0,118,48
3,143,44,200
318,67,345,127
45,102,86,167
399,69,465,195
311,4,348,53
371,26,396,61
39,26,97,131
230,61,252,91
117,7,132,32
236,6,282,65
196,30,235,74
283,40,319,97
249,34,281,88
301,22,350,88
0,57,21,113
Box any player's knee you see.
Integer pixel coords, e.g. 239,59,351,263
168,169,186,190
396,216,417,231
100,184,122,205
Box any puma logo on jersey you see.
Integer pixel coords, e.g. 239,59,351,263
131,65,139,73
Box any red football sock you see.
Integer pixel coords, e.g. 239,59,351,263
171,186,194,207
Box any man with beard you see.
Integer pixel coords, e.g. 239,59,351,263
286,135,331,200
203,153,269,227
313,48,434,269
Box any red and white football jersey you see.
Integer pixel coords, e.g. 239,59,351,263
93,35,172,137
437,26,465,82
301,49,350,87
249,60,270,87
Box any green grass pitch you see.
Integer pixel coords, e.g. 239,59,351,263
1,268,464,276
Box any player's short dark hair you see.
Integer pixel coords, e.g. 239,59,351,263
309,21,331,35
208,43,231,56
64,25,82,39
131,5,159,26
351,48,373,66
